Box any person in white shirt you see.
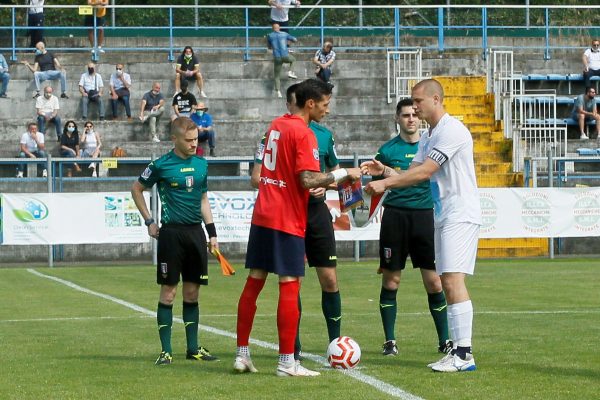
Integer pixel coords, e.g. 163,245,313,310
35,86,62,141
78,62,105,121
268,0,300,31
27,0,45,48
80,120,102,177
363,79,481,373
17,122,47,178
109,63,132,120
583,39,600,88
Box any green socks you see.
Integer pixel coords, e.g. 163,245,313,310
183,301,199,352
322,291,342,342
157,302,173,354
379,287,398,341
427,291,450,346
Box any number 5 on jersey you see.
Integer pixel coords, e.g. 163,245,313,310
263,130,280,171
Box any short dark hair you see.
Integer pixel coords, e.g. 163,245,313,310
396,98,414,114
286,82,301,104
180,79,189,90
586,86,595,95
295,79,333,108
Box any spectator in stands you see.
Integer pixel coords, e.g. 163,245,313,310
190,102,216,157
0,52,9,98
268,0,300,32
109,63,132,120
140,81,165,143
21,41,68,99
583,39,600,88
86,0,108,53
36,85,62,141
60,120,81,177
571,87,600,140
171,79,197,121
79,61,105,121
312,38,335,86
17,122,47,178
80,121,102,177
27,0,45,48
175,46,207,98
267,23,298,98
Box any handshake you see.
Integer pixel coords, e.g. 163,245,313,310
331,159,390,195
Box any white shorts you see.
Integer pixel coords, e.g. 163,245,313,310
434,222,480,275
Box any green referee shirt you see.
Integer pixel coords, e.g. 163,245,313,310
374,135,433,210
309,121,339,204
138,150,209,224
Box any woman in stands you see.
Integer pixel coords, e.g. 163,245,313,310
79,120,102,177
60,120,82,177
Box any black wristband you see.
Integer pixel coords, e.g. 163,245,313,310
205,223,217,238
144,218,155,227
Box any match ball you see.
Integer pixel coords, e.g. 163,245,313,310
326,336,361,369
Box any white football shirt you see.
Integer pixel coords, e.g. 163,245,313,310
414,113,482,228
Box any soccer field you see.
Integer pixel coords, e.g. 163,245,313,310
1,258,598,400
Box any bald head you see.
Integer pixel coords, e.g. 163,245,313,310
412,79,444,101
411,79,446,126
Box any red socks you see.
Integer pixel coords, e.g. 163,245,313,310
277,280,300,354
236,276,266,346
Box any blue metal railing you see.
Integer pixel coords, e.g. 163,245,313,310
1,4,599,62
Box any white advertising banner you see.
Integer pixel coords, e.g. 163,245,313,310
479,188,600,238
3,188,600,245
1,192,150,245
211,188,600,242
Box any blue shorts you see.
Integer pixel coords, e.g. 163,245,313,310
245,224,305,277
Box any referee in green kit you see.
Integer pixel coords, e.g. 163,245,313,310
131,116,219,365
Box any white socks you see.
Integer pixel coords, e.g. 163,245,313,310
448,300,473,349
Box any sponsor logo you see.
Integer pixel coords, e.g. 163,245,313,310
521,192,551,233
480,192,498,234
13,199,49,222
259,176,287,188
572,191,600,232
313,148,319,160
181,167,195,172
160,262,168,279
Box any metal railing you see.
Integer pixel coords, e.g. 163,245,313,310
2,4,600,62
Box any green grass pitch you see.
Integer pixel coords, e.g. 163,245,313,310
1,258,598,400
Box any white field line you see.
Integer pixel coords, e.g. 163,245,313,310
27,268,425,400
0,315,151,323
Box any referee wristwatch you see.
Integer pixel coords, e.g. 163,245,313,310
144,218,155,227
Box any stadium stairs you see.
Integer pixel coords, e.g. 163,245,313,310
435,76,547,258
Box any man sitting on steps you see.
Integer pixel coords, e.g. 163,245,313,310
571,87,600,140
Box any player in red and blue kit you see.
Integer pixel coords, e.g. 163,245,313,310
234,79,360,377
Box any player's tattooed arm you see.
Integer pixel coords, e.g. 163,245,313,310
299,171,334,189
300,167,361,189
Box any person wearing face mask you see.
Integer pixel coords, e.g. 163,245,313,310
175,46,207,98
21,41,68,99
79,121,102,177
60,120,81,177
140,82,166,143
35,85,62,141
190,102,216,157
109,63,132,120
78,62,105,121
